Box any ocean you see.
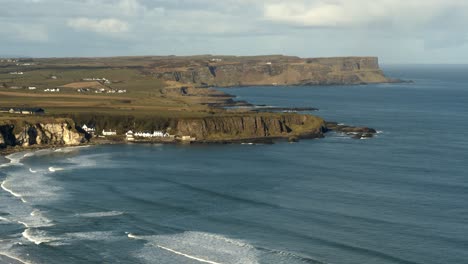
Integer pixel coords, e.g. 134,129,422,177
1,65,467,264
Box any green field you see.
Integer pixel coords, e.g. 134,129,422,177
0,58,227,121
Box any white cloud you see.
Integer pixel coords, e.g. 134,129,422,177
263,0,468,29
0,23,48,43
117,0,145,16
67,18,129,34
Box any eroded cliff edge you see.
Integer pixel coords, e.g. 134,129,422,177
154,56,394,87
0,118,87,152
174,113,326,141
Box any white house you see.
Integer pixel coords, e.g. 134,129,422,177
82,124,96,134
181,135,196,141
102,129,117,136
126,130,135,141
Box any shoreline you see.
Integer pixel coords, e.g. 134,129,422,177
0,134,307,157
0,121,377,157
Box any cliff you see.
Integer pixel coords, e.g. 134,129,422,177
174,113,326,141
154,56,392,87
0,118,86,150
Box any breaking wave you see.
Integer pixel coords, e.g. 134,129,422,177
76,211,124,218
127,231,331,264
22,228,57,245
128,231,259,264
48,167,64,172
1,180,27,203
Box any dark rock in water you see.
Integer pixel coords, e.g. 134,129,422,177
351,133,374,139
288,136,299,142
325,121,377,139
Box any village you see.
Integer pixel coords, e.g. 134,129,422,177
0,105,196,143
0,107,45,115
81,124,195,143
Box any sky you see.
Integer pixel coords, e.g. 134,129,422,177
1,0,468,64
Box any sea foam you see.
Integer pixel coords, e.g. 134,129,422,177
48,167,64,172
129,231,259,264
22,228,57,245
1,181,27,203
76,211,124,218
0,253,32,264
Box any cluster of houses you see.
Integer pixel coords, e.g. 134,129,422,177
44,88,60,92
81,125,173,140
0,107,45,115
210,58,223,62
9,71,24,75
82,77,111,84
108,89,127,94
125,130,172,140
124,130,176,141
134,131,170,138
77,88,127,94
0,59,18,63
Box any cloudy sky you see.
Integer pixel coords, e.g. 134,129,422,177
1,0,467,63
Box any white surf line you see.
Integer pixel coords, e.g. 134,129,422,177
127,233,222,264
22,229,43,245
29,168,37,173
0,252,32,264
155,244,223,264
48,167,64,172
18,221,29,228
1,181,27,203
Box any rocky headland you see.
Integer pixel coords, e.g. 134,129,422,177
154,56,397,87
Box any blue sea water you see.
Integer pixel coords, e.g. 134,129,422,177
1,65,467,264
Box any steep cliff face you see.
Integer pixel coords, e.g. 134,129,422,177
155,57,391,87
0,120,86,150
174,113,325,140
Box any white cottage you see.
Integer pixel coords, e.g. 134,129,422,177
126,130,135,141
102,129,117,136
82,124,96,135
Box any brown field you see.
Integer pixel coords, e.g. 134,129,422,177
59,81,108,90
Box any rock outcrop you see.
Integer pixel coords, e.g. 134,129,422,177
325,122,377,139
0,119,86,150
154,56,393,87
174,113,326,141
